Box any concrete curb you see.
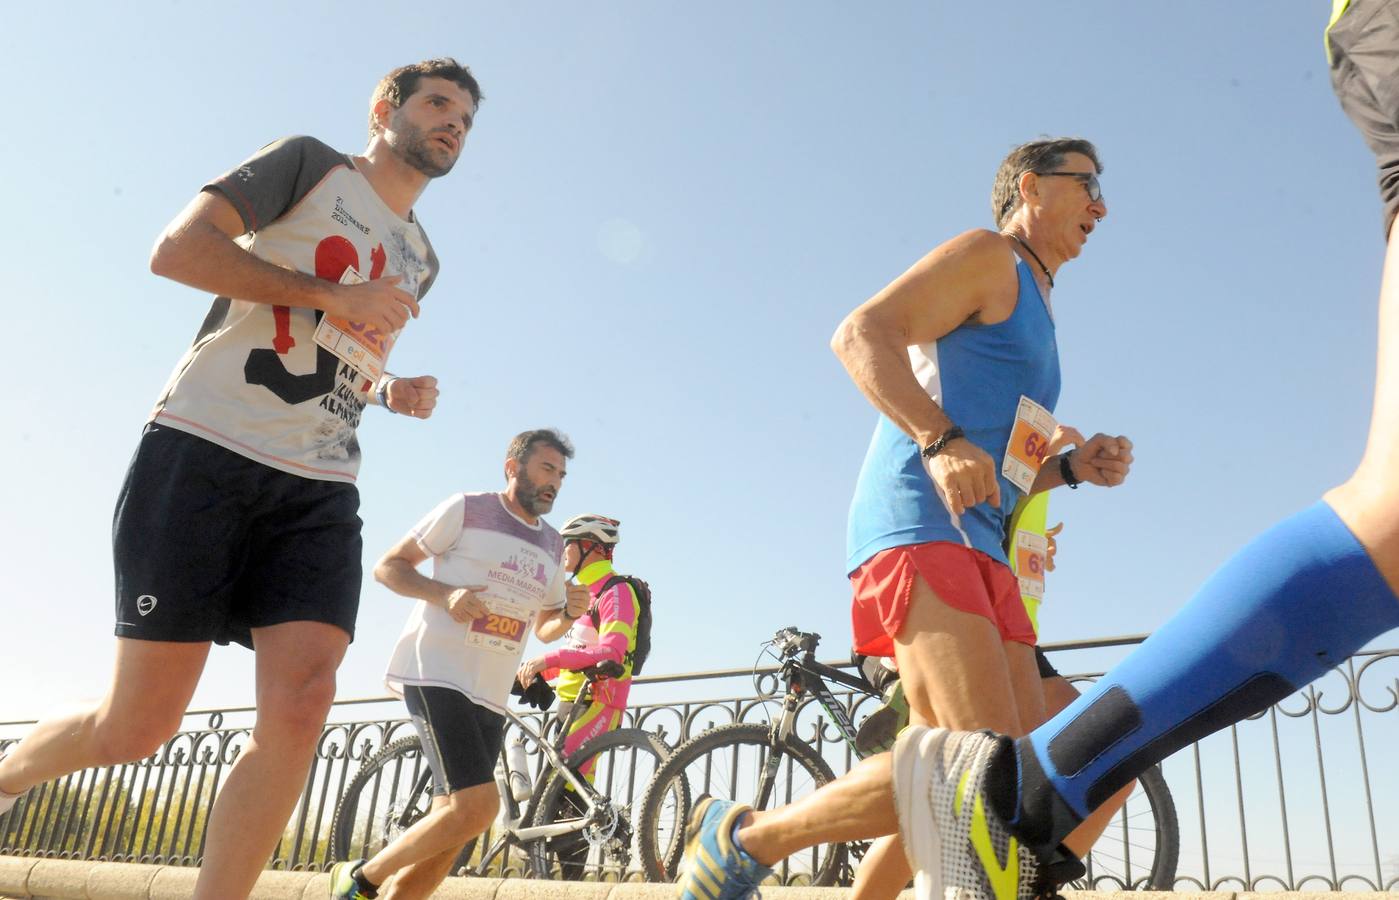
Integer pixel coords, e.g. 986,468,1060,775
0,858,1390,899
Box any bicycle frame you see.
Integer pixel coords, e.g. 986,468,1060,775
754,651,877,810
467,681,612,872
778,656,873,753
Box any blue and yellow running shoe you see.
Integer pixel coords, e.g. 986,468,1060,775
893,725,1079,900
675,796,771,900
328,859,377,900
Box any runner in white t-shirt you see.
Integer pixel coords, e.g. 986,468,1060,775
329,429,589,900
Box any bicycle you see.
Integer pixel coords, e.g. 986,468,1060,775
330,661,690,881
635,626,1179,890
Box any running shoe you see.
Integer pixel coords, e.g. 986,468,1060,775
675,796,771,900
893,725,1077,900
328,859,377,900
855,678,909,756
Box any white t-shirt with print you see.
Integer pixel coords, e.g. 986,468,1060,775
384,492,566,713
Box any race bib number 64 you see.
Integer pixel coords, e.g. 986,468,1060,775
1001,395,1058,494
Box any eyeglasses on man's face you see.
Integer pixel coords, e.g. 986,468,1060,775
1037,171,1103,204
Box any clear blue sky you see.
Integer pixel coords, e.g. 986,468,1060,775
1,1,1395,720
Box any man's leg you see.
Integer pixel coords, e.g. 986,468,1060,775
1325,212,1399,589
678,572,1034,894
371,788,497,900
191,621,347,899
358,782,498,887
1323,1,1399,587
890,576,1027,736
333,686,504,898
849,638,1044,900
714,752,899,867
1036,675,1135,859
0,638,208,808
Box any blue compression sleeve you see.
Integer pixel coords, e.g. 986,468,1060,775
1015,502,1399,840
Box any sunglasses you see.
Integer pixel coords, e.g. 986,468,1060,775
1037,171,1103,203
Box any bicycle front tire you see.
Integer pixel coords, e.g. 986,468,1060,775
635,722,843,886
526,727,686,881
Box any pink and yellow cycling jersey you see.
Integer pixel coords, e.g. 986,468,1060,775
541,559,640,711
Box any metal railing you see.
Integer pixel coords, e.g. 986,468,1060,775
1,637,1396,890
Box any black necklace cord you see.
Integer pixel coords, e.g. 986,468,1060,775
1002,232,1054,289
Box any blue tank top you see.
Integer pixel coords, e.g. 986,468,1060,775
846,256,1061,574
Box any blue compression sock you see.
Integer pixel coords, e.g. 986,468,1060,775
1007,501,1399,850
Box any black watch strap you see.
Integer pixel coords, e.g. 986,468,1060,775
921,426,966,459
1059,451,1082,489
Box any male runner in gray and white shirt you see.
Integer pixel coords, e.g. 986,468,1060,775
0,58,480,899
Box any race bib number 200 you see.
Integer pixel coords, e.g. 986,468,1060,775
466,598,529,655
1001,395,1057,494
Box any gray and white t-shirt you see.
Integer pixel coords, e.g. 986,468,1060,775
151,136,440,482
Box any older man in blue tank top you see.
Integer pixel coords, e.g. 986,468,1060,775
829,138,1134,894
672,137,1136,900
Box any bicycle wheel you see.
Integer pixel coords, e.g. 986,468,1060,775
1072,763,1179,891
636,723,843,886
329,736,479,869
526,728,686,881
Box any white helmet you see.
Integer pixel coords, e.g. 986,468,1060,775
560,514,621,545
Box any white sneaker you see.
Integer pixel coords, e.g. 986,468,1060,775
892,725,1060,900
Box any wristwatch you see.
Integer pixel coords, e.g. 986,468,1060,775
1059,451,1082,489
921,426,966,459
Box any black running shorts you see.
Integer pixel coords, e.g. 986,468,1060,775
402,685,506,795
112,424,362,649
1035,646,1062,680
1328,0,1399,233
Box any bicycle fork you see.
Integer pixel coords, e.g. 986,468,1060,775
753,683,803,809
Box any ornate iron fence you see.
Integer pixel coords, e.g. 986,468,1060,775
2,638,1396,889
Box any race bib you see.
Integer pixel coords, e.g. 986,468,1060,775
466,597,530,655
1001,395,1057,494
313,266,403,382
1013,531,1048,602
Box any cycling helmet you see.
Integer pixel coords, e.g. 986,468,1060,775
560,514,621,545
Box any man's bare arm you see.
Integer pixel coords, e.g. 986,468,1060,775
535,614,571,642
149,190,420,335
830,229,1014,448
532,584,590,640
374,535,488,622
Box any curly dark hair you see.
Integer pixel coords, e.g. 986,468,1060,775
369,58,483,137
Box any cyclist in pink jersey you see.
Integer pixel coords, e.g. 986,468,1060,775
518,515,648,765
516,514,651,879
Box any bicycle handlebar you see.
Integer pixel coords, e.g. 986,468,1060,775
772,627,821,659
580,659,625,681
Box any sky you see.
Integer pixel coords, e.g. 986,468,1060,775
1,1,1397,728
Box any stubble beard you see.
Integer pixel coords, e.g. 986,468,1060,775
392,119,456,178
517,471,556,516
